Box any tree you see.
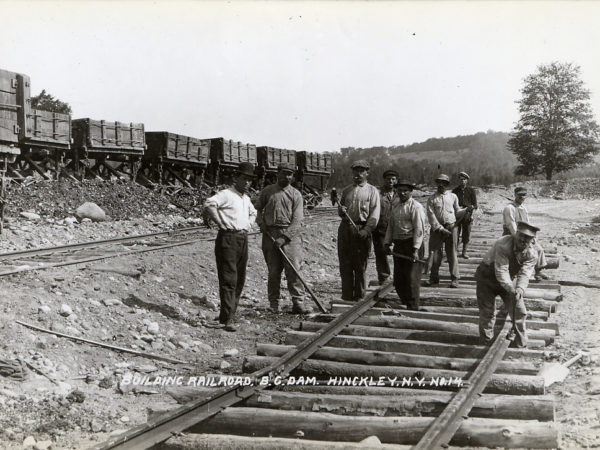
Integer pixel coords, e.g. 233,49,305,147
508,62,599,180
30,89,72,115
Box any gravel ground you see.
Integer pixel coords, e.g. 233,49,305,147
0,178,598,449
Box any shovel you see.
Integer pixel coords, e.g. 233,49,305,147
538,352,586,387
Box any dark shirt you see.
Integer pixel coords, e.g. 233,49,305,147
452,185,478,209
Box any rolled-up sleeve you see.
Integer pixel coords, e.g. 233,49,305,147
412,204,426,249
364,187,381,233
427,197,442,232
248,201,257,226
503,205,517,235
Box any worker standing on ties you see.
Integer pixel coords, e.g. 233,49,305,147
337,160,381,301
330,187,339,206
502,186,548,281
426,174,469,288
256,163,311,314
384,180,426,310
476,221,539,348
203,162,257,332
373,169,398,285
452,171,478,259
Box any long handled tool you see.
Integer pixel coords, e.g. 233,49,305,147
538,351,587,387
391,252,427,265
341,208,359,232
267,234,327,313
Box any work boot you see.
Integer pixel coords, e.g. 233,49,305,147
223,322,238,332
424,279,439,287
449,278,459,288
291,302,313,314
461,245,469,259
269,301,281,313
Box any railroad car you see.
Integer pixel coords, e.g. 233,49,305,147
142,132,211,187
208,138,257,185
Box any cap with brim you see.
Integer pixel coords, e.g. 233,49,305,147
395,179,416,189
351,159,370,169
235,162,256,178
458,172,470,179
277,162,296,173
516,221,540,238
514,186,527,195
435,174,450,184
383,169,399,178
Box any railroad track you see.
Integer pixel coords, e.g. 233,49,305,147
0,211,341,278
94,208,562,449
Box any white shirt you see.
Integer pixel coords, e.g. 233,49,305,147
204,187,257,231
503,202,529,235
427,191,461,231
384,197,427,249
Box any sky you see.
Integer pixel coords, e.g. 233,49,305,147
2,1,600,153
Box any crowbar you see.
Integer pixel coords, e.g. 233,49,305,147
267,234,327,313
391,252,427,265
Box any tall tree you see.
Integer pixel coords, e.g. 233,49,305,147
30,89,72,115
508,62,599,180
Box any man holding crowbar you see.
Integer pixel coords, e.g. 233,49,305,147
384,179,427,310
256,162,319,314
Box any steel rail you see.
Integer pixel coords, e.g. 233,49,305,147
412,319,515,449
95,280,395,450
0,225,208,260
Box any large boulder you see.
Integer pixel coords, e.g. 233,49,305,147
75,202,107,222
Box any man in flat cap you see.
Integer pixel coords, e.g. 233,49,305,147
476,221,540,347
204,162,257,331
372,169,399,285
426,174,467,288
256,163,311,314
384,180,426,310
337,160,381,301
502,187,548,281
452,172,478,259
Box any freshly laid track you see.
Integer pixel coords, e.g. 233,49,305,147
95,206,562,449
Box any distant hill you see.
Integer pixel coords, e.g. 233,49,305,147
330,131,518,187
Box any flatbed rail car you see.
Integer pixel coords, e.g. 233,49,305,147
71,118,146,180
208,137,257,185
142,132,211,187
256,146,297,186
0,68,71,181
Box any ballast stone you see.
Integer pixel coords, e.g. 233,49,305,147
76,202,107,222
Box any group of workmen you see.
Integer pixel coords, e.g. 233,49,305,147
204,159,544,347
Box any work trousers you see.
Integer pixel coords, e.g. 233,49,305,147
372,231,391,284
457,215,473,246
215,230,248,324
261,229,305,306
475,264,528,348
429,226,460,282
503,228,547,271
392,238,423,310
338,221,371,301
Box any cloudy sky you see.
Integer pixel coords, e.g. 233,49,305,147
3,1,599,152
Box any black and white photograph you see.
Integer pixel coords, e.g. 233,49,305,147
1,1,599,449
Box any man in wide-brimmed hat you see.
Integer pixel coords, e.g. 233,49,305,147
476,221,540,348
372,169,399,285
452,171,478,259
204,162,257,331
256,162,311,315
337,160,381,301
426,174,467,288
384,179,426,310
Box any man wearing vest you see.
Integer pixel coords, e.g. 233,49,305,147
384,180,426,310
452,171,478,259
204,162,257,332
373,169,398,285
502,187,548,281
256,163,311,314
337,160,381,301
426,174,467,288
476,221,539,348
